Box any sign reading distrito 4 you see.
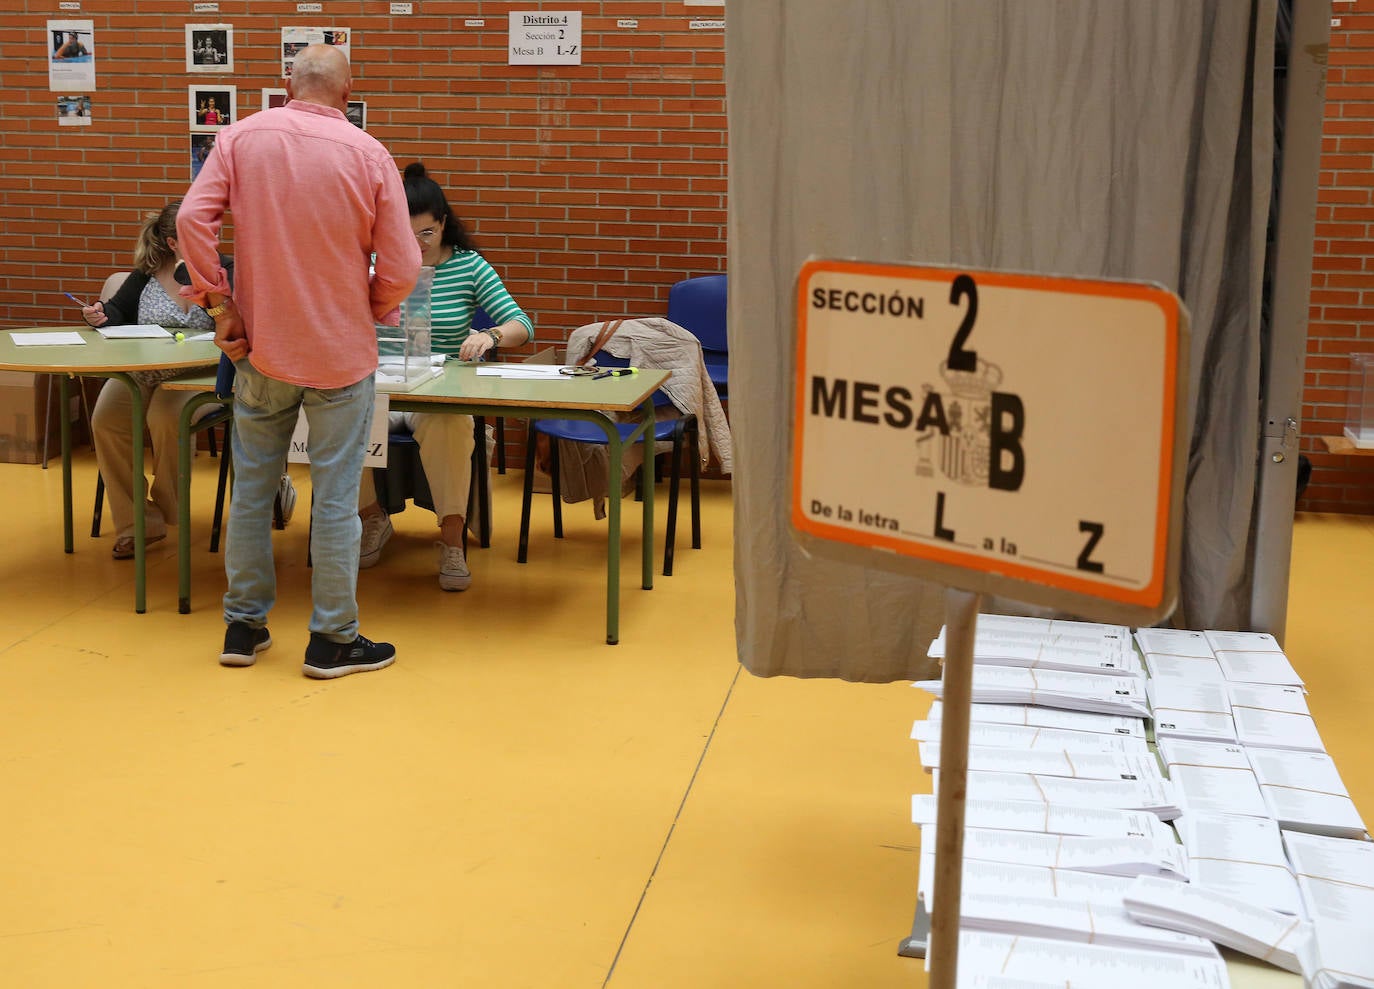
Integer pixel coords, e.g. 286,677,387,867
792,259,1188,625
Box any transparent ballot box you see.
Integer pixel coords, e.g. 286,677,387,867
1345,353,1374,449
376,266,441,393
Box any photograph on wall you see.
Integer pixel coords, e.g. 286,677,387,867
189,85,235,131
186,24,233,73
47,20,96,93
57,95,92,127
281,26,350,78
345,100,366,130
262,87,288,111
190,133,218,182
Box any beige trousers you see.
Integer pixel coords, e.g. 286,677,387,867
359,410,478,522
91,378,213,540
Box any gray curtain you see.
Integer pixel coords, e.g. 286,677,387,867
728,0,1275,681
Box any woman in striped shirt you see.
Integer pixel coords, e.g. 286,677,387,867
358,162,534,590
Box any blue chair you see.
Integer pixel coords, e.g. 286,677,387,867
667,274,727,396
517,353,701,576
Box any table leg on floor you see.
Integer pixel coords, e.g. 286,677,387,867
639,398,655,592
605,418,623,645
60,375,73,552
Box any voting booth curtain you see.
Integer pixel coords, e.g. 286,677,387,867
728,1,1277,681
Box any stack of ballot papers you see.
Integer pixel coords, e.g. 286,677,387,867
914,666,1150,716
1177,812,1303,915
927,824,1189,880
911,719,1146,753
1297,919,1374,989
1135,627,1226,682
911,795,1174,842
933,769,1181,818
1227,682,1326,752
1281,831,1374,922
1123,875,1309,973
917,742,1163,784
945,932,1228,989
1147,678,1237,743
928,614,1143,677
1156,738,1269,817
1206,629,1304,686
1249,748,1368,838
925,699,1147,739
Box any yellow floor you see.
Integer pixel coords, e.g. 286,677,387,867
0,453,1368,987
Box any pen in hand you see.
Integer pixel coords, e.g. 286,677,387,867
63,292,93,308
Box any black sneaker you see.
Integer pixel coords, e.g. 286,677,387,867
221,621,272,667
303,632,396,679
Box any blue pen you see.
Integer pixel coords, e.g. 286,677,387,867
63,291,94,308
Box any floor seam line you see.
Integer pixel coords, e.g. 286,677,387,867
601,662,743,988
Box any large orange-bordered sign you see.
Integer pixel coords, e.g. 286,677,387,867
792,259,1188,626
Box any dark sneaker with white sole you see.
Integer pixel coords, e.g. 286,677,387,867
303,632,396,679
221,622,272,667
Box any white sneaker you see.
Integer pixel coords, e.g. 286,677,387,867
359,512,393,568
436,541,471,591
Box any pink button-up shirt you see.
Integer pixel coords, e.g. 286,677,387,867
177,100,421,389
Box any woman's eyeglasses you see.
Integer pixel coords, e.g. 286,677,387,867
414,227,440,242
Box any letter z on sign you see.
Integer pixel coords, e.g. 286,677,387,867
791,259,1187,624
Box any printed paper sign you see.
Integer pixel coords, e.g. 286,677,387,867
289,394,389,467
792,259,1187,624
48,19,95,93
508,11,581,64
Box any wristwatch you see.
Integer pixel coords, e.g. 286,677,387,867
204,299,231,318
485,327,502,347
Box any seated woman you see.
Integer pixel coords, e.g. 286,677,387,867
358,162,533,591
81,202,295,558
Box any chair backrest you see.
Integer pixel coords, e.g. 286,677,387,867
667,275,727,355
100,271,132,302
470,307,495,332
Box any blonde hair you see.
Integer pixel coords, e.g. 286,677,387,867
132,201,180,275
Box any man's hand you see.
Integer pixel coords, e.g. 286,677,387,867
213,305,249,361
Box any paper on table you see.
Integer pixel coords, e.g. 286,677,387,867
1249,749,1367,838
474,365,572,378
10,331,86,346
950,932,1227,989
910,719,1147,753
911,794,1172,841
1143,653,1227,682
935,768,1181,818
919,855,1136,910
1281,830,1374,923
1179,812,1304,916
1206,629,1304,686
95,323,173,339
1157,738,1269,818
1227,683,1325,753
928,618,1142,677
926,699,1147,738
1296,918,1374,989
1147,678,1237,743
919,742,1164,783
1124,874,1310,974
929,824,1189,880
953,890,1219,955
1134,627,1215,659
914,666,1151,716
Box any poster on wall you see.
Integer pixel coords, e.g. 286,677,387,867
281,27,350,78
57,95,92,127
47,20,96,92
345,101,366,130
508,11,582,65
190,133,218,182
189,85,235,130
186,24,234,73
262,88,288,111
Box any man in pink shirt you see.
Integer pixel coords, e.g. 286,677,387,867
178,44,421,679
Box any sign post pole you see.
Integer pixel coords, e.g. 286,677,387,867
926,586,980,989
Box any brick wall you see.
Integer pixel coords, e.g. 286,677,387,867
1303,1,1374,514
0,1,726,364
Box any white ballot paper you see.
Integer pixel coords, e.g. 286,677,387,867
1157,738,1268,818
1143,652,1227,682
918,855,1136,910
929,617,1142,677
1206,629,1304,687
918,743,1163,783
95,323,173,339
947,932,1227,989
928,824,1188,880
911,795,1172,842
1124,874,1310,974
1147,678,1238,743
936,769,1181,819
9,331,86,346
926,700,1147,738
1297,918,1374,989
1178,812,1304,916
915,666,1150,717
1227,683,1326,752
1281,831,1374,923
1135,627,1215,660
911,719,1147,753
1248,748,1367,839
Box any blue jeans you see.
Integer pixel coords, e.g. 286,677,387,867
225,361,375,642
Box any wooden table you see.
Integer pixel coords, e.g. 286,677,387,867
0,327,220,612
169,363,669,644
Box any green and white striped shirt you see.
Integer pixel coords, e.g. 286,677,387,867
429,250,533,355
